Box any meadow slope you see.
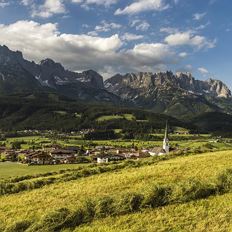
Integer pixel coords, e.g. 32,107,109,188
1,150,232,231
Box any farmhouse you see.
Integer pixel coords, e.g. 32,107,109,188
25,151,52,165
50,149,76,164
94,154,125,163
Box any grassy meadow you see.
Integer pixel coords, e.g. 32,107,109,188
0,162,85,179
1,150,232,231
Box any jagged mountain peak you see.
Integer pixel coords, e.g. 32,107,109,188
40,58,64,70
176,71,193,78
0,44,23,64
0,45,232,118
40,58,56,66
0,45,121,103
104,71,232,118
105,71,231,98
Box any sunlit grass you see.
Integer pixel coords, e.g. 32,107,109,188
96,114,135,122
1,150,232,230
0,162,85,179
76,193,232,232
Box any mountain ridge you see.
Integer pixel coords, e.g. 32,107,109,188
0,45,121,103
104,71,232,118
0,44,232,119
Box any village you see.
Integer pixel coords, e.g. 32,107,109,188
0,124,170,165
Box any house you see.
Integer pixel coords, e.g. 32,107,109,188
148,147,167,156
25,151,52,165
94,154,126,163
97,156,109,163
50,149,76,163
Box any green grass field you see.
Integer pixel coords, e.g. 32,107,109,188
0,162,84,179
96,114,135,122
1,150,232,231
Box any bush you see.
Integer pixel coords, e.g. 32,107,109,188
82,200,96,222
216,169,232,194
171,179,216,203
54,208,85,230
95,197,115,218
143,185,172,208
6,220,32,232
28,208,71,232
117,192,144,214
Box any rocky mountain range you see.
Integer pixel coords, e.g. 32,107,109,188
105,72,232,118
0,45,120,103
0,45,232,119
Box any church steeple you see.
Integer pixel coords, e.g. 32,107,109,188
164,121,168,140
163,121,169,153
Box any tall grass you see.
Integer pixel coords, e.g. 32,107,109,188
6,168,232,232
2,150,232,231
0,156,175,196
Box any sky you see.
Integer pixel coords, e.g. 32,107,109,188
0,0,231,86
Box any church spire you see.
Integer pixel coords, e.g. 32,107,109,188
163,120,169,153
164,120,168,140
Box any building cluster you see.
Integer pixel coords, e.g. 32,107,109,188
0,123,170,165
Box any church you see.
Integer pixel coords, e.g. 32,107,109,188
148,121,170,156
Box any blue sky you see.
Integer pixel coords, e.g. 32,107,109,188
0,0,231,87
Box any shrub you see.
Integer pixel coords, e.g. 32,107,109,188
171,179,216,203
117,192,144,214
54,208,85,230
216,169,232,194
95,197,115,218
82,199,96,222
143,185,172,208
28,208,71,232
5,220,32,232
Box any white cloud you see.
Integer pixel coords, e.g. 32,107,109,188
33,0,66,18
115,0,169,15
164,31,216,49
160,27,179,34
94,21,122,32
21,0,66,18
193,12,207,21
87,31,98,36
130,19,150,31
0,20,180,77
22,0,119,17
179,52,188,58
87,21,122,37
72,0,118,8
121,33,143,41
0,0,10,8
196,21,210,30
198,67,209,74
21,0,33,6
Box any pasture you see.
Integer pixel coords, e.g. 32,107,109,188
1,150,232,231
0,162,84,180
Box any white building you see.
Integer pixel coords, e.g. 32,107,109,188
97,157,109,163
149,121,170,156
163,121,169,153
